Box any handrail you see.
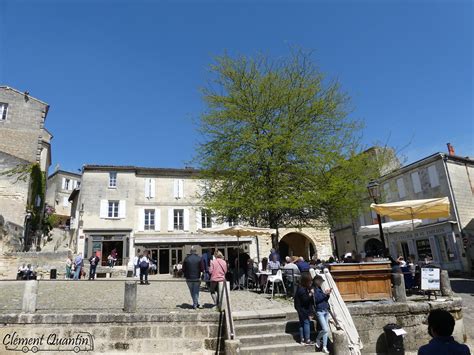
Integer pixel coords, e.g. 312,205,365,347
219,281,236,340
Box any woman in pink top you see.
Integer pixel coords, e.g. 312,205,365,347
209,251,228,306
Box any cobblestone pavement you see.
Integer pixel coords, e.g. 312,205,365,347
451,277,474,347
0,277,290,313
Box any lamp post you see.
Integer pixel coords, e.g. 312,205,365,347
367,180,387,257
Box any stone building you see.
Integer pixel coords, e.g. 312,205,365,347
46,169,81,225
333,148,474,272
69,165,332,272
0,86,52,239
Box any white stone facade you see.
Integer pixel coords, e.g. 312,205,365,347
46,170,81,218
70,165,332,273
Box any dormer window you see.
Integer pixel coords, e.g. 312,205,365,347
0,103,8,121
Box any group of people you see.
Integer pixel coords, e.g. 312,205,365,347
65,252,101,280
182,246,228,309
17,264,36,280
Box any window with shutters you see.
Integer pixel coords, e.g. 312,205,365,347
144,209,155,230
201,209,212,228
411,172,422,193
109,172,117,188
108,200,119,218
64,178,71,190
174,209,184,230
0,103,8,121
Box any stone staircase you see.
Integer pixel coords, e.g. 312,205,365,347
233,308,317,354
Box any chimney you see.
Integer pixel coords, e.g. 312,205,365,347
447,143,455,156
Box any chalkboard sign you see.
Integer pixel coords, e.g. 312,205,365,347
421,267,440,291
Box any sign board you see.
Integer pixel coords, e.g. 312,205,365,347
421,267,440,291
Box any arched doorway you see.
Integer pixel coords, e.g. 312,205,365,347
364,238,384,257
278,232,316,260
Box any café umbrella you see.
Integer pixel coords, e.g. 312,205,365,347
370,197,450,221
370,197,450,231
199,225,276,288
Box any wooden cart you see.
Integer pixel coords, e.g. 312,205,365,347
330,262,392,301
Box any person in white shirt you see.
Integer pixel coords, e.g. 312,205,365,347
138,251,150,285
133,250,140,277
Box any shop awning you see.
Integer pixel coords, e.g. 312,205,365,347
357,219,423,237
370,197,450,221
134,234,254,244
198,225,276,237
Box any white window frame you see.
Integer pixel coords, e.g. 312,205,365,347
109,172,117,188
201,209,213,228
108,200,119,218
64,178,71,191
144,209,155,230
0,103,8,121
174,209,184,230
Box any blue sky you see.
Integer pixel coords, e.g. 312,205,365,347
1,0,472,173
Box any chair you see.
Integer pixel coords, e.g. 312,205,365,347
265,270,287,299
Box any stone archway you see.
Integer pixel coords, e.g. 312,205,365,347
279,232,316,260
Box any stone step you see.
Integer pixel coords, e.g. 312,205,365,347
238,332,296,347
233,310,290,325
240,342,305,354
235,321,317,336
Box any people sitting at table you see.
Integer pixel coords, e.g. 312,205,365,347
295,257,310,273
283,256,300,277
268,248,280,262
268,254,281,274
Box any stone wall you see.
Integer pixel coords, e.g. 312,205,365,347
0,312,222,354
347,297,466,353
0,87,48,164
0,250,70,279
0,152,31,227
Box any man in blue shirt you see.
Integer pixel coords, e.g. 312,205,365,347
418,309,470,355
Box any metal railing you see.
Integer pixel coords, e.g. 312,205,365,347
218,281,236,340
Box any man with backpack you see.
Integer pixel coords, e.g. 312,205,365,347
88,252,100,280
182,246,204,309
139,250,151,285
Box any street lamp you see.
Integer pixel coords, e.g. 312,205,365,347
367,180,387,257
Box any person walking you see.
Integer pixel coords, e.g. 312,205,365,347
139,251,150,285
182,246,203,309
73,253,83,280
313,274,332,354
88,252,100,280
209,251,227,307
294,273,315,346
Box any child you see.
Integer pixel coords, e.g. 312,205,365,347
294,273,315,346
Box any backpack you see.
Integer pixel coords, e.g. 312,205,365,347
139,258,149,269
